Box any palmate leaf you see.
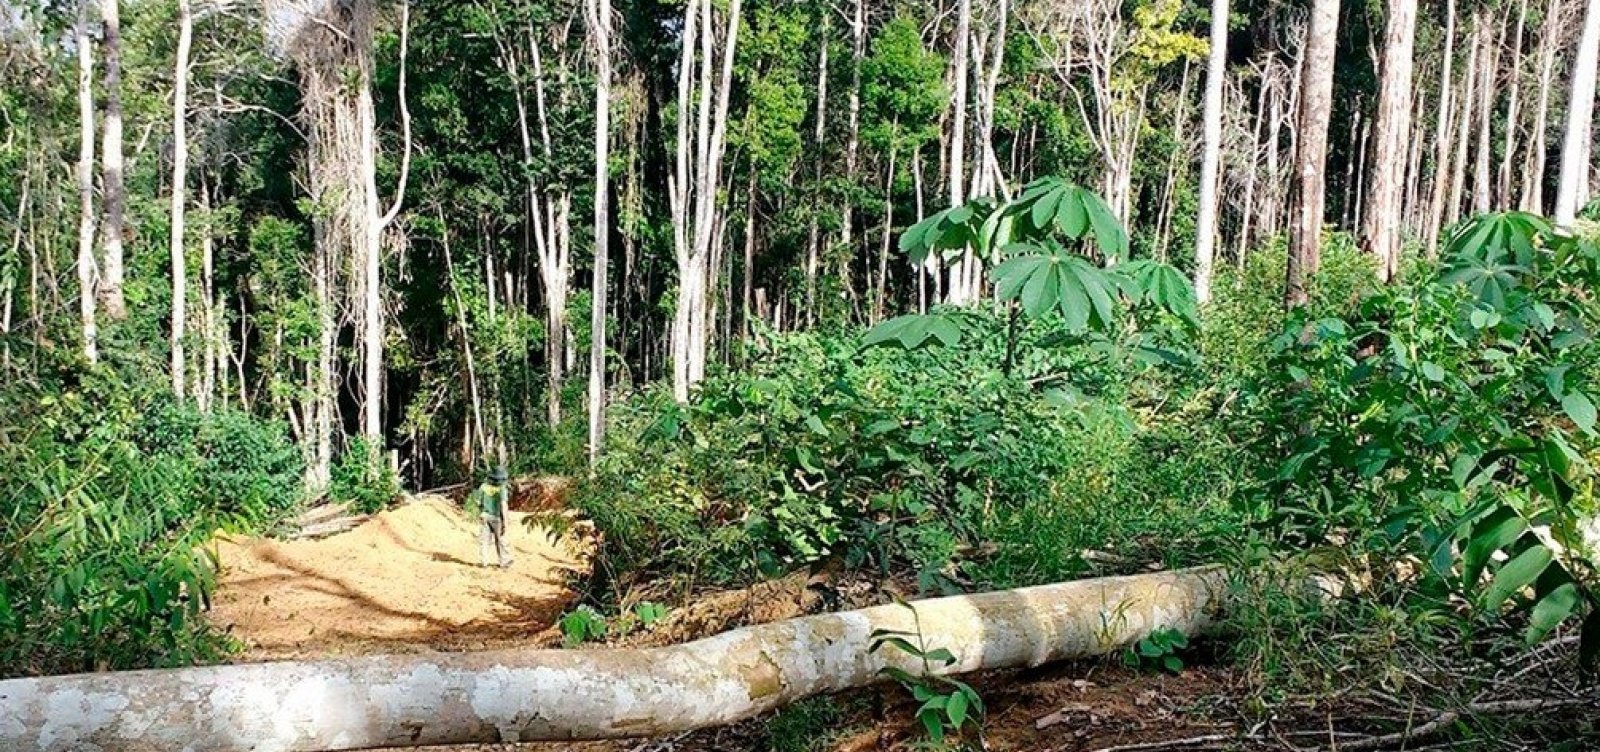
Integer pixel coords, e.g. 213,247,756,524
1443,212,1552,309
861,313,963,350
1114,259,1200,324
991,245,1117,332
1012,178,1128,261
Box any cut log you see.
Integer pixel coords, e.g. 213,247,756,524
0,567,1224,751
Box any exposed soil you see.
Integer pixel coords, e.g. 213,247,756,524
209,494,591,660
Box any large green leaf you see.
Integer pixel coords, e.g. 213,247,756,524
862,314,963,350
1115,259,1200,324
1463,506,1527,586
1482,544,1553,611
1525,582,1580,646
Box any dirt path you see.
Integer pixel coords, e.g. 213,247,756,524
209,495,589,661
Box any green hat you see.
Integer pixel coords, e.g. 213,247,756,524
488,465,508,483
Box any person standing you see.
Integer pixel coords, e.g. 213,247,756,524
471,466,513,568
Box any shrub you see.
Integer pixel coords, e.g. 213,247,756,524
0,354,304,676
329,436,402,515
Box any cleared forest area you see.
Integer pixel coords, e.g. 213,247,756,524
3,0,1600,749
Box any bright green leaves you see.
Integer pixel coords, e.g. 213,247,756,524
1115,259,1200,325
871,605,985,745
898,178,1127,273
861,313,964,350
899,203,994,266
992,246,1117,332
1015,177,1129,262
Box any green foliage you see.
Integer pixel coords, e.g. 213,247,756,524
328,437,402,515
1243,213,1600,669
560,604,609,647
1123,626,1189,673
0,357,304,676
870,602,985,745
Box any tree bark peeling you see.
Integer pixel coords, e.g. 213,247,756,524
0,568,1224,752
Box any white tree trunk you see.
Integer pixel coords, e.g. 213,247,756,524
670,0,740,402
1523,0,1567,213
1193,0,1227,305
1472,15,1501,214
98,0,126,320
946,0,973,304
0,568,1224,751
359,0,412,445
75,2,98,363
1426,0,1458,250
1363,0,1418,282
1555,0,1600,224
169,0,193,401
587,0,612,467
1499,0,1529,205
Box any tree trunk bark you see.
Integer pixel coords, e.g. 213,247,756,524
946,0,972,304
1555,0,1600,224
98,0,126,320
1447,24,1480,230
0,568,1225,751
1426,0,1458,251
1522,0,1566,213
587,0,612,467
169,0,193,401
1363,0,1418,282
76,2,98,363
1499,0,1529,206
1472,13,1502,214
804,13,828,327
1193,0,1227,305
1285,0,1340,308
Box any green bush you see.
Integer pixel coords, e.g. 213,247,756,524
578,307,1239,593
0,357,304,676
329,436,402,515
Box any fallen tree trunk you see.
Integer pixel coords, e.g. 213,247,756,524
0,567,1225,751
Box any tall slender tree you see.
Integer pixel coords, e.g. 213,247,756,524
170,0,194,400
1285,0,1340,308
98,0,126,320
75,0,98,362
1193,0,1227,304
1364,0,1419,281
587,0,612,466
1555,0,1600,224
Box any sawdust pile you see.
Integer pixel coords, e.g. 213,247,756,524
210,495,589,660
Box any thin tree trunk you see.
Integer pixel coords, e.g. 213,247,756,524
587,0,612,467
841,0,864,283
1427,0,1459,250
1499,0,1529,205
875,143,896,322
947,0,972,304
1523,0,1566,213
200,179,216,412
1285,0,1340,308
98,0,126,320
169,0,193,400
1473,13,1502,214
1555,0,1600,224
740,172,756,341
360,0,412,445
76,2,98,363
1193,0,1227,305
803,13,828,326
1363,0,1418,282
1341,108,1361,229
1447,25,1480,230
